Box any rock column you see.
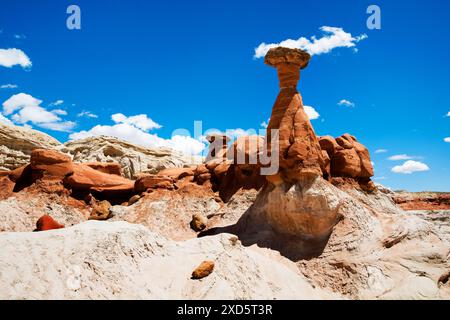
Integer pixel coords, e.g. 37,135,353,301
264,47,325,183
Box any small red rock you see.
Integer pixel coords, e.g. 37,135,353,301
35,215,65,232
191,260,215,279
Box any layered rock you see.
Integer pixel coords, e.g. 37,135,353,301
0,123,61,171
0,221,335,299
264,47,325,182
320,134,374,180
60,136,202,179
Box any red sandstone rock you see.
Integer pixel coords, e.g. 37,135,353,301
319,136,341,158
191,261,215,279
328,134,374,179
321,150,331,179
0,176,15,200
194,164,209,176
157,167,195,181
64,163,134,193
331,148,361,178
134,175,174,193
265,47,324,182
35,215,65,232
196,173,211,185
30,149,74,180
84,162,122,176
335,135,354,149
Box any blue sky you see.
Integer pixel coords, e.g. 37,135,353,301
0,0,449,191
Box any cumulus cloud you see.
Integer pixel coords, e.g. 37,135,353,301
77,111,98,118
0,48,32,68
388,154,416,161
391,160,430,174
112,113,161,131
444,137,450,143
304,105,320,120
51,109,67,115
338,99,355,107
1,93,75,132
49,100,64,106
254,26,367,58
446,111,449,117
69,114,205,155
0,84,18,89
375,149,388,154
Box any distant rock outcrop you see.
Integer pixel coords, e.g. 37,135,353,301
60,136,202,179
0,123,61,171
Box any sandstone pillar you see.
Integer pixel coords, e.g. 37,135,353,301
264,47,325,183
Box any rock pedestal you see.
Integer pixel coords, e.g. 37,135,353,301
264,47,325,183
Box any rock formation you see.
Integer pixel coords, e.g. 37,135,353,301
0,123,61,171
264,47,325,183
0,47,448,300
0,221,335,299
60,136,201,179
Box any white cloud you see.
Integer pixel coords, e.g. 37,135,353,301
0,84,18,89
373,176,387,180
0,48,32,68
77,111,98,118
338,99,355,107
2,93,41,115
261,121,268,129
2,93,76,132
304,105,320,120
49,100,64,106
38,121,76,132
12,105,62,124
112,113,161,131
446,111,450,117
69,121,205,155
254,26,367,58
391,160,430,174
444,137,450,143
375,149,388,154
14,34,26,40
388,154,415,161
0,113,13,125
51,109,67,115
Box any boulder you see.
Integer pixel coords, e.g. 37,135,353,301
157,167,195,181
134,175,174,193
89,200,112,220
64,164,134,193
35,215,65,232
331,148,362,178
30,149,74,180
191,261,215,280
319,136,341,158
329,134,374,179
190,213,208,232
